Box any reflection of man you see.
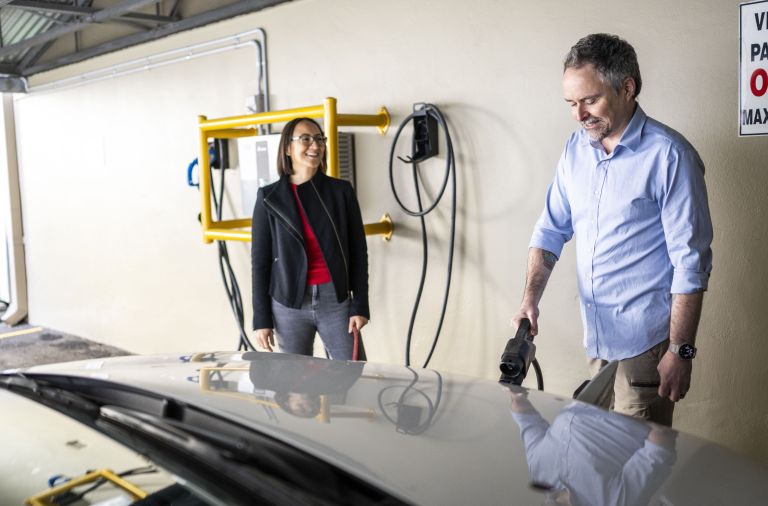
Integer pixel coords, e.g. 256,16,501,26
243,352,364,417
512,33,713,426
509,390,676,506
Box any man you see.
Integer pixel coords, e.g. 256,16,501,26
512,33,713,426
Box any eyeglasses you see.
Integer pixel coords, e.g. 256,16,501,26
290,134,327,146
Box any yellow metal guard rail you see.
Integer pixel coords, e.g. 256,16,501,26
26,469,147,505
198,97,394,243
198,366,375,423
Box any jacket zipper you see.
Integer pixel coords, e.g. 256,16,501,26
309,180,351,297
263,197,304,246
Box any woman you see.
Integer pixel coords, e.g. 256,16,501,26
251,117,369,360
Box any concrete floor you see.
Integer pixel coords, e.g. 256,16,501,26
0,322,129,370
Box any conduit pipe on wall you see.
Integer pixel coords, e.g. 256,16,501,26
0,95,27,325
26,28,269,96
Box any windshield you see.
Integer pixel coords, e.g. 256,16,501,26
0,387,192,505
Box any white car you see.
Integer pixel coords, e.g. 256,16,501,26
1,351,765,505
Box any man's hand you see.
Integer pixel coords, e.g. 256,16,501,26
254,328,275,352
657,350,692,402
658,292,703,402
509,388,536,414
511,304,540,336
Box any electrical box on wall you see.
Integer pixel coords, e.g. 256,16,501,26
236,132,357,215
237,133,281,215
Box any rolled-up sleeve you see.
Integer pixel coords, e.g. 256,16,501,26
529,148,574,258
659,144,713,293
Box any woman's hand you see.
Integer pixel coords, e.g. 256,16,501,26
254,328,275,352
348,316,368,334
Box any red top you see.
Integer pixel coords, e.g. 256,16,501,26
291,184,331,285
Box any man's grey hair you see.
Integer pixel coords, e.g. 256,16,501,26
564,33,642,99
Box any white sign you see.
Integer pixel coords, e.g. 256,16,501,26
740,1,768,136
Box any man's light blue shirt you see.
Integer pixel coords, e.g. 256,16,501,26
530,106,713,361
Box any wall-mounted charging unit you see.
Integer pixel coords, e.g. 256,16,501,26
236,133,281,215
411,104,439,163
236,132,357,215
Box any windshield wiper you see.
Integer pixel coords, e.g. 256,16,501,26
0,374,101,416
98,405,408,506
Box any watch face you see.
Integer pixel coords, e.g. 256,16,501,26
679,344,696,359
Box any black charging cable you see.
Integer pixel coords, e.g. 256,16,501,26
388,104,456,368
377,368,443,435
208,140,257,352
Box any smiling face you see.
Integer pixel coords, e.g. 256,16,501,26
562,64,636,152
286,120,325,180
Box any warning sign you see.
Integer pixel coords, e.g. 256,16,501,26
741,1,768,136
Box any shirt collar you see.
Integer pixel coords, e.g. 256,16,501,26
616,104,645,152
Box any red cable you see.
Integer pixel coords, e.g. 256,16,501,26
352,326,359,361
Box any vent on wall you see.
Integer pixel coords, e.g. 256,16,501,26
337,132,357,191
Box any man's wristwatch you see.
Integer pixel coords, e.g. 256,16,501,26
669,342,697,360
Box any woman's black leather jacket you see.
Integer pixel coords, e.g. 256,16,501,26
251,170,369,329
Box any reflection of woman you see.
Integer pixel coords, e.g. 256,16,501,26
243,352,365,417
251,118,369,359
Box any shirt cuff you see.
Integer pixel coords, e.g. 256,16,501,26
671,269,709,293
529,229,566,259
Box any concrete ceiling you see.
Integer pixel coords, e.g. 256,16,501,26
0,0,292,91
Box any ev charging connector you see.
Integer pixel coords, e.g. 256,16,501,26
499,318,537,386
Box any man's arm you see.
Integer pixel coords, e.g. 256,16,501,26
657,292,704,402
511,247,558,336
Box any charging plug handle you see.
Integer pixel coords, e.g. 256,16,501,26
499,318,536,385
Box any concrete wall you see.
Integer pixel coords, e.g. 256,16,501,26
15,0,768,465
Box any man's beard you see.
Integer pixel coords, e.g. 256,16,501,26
582,117,611,142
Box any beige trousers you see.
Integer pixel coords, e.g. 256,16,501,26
588,340,674,426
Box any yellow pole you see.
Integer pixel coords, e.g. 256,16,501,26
198,115,213,244
337,106,390,134
363,214,394,241
25,469,147,505
324,97,339,178
200,105,325,132
204,229,251,242
206,128,259,139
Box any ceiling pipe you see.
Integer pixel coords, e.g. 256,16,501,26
27,28,269,97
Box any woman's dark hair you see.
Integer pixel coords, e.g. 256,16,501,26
276,117,327,176
274,391,322,418
563,33,642,99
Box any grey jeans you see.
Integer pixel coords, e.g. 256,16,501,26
271,282,366,360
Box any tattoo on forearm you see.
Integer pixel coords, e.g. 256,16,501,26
541,250,557,270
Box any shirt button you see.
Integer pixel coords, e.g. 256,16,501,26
587,303,592,308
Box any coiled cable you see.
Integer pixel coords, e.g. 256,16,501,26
388,104,456,368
